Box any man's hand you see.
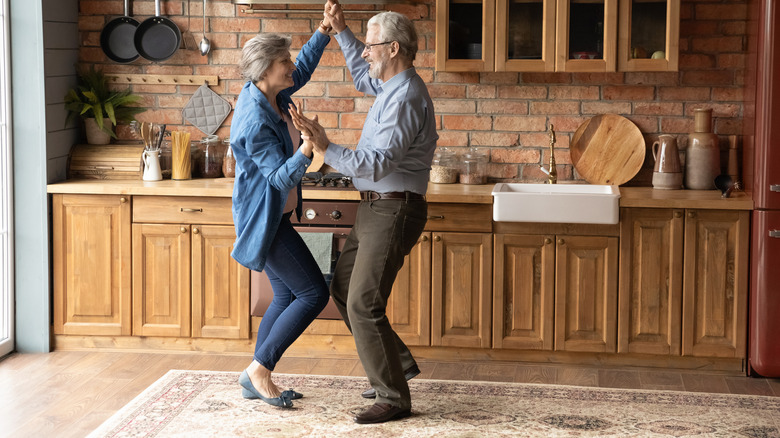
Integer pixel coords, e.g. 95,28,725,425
289,102,330,155
324,0,346,34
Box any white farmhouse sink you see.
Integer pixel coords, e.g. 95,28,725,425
492,183,620,224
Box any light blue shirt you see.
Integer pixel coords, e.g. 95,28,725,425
328,27,438,194
230,31,329,272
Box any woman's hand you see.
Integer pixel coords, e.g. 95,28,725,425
324,0,346,34
289,102,330,154
300,139,314,159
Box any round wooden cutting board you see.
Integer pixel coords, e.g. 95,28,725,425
570,114,646,185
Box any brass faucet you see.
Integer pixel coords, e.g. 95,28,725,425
540,124,557,184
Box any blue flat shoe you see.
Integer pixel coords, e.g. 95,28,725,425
239,370,293,408
282,389,303,400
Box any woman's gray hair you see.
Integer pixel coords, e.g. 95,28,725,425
239,33,292,83
368,12,418,62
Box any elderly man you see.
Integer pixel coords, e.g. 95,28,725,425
291,2,438,425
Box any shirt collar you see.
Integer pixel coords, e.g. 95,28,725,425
380,67,416,93
245,81,283,123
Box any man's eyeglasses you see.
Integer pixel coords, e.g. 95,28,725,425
363,41,394,53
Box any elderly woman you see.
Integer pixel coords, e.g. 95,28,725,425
231,22,333,408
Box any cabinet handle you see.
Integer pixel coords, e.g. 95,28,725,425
420,235,428,242
119,197,128,203
180,226,187,233
193,228,200,234
771,184,779,192
434,235,441,242
181,208,203,212
427,215,444,220
770,230,780,238
688,211,695,218
558,238,565,245
674,211,682,218
544,237,552,244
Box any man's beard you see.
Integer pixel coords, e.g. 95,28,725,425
368,58,385,79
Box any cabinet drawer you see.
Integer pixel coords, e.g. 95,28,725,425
425,203,492,232
133,196,233,225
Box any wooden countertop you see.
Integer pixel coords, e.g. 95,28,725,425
46,179,753,210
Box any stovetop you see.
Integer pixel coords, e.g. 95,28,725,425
302,172,353,189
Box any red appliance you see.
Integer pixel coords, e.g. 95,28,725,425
748,0,780,377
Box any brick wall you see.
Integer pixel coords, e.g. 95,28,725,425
77,0,749,185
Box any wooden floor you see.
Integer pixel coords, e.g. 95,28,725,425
1,350,778,438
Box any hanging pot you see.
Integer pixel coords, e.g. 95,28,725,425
133,0,182,62
100,0,140,63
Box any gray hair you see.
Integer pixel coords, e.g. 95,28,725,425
239,33,292,83
368,12,418,62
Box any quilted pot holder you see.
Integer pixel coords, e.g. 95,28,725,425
182,84,232,135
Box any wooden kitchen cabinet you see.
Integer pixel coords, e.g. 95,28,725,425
386,232,432,346
619,207,749,359
493,223,619,353
132,196,250,340
53,194,132,336
436,0,678,72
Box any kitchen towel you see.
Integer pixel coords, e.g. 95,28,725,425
299,232,333,274
181,84,232,136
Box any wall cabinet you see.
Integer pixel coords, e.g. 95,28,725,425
133,196,250,339
388,203,493,349
436,0,679,72
493,230,618,352
53,194,132,336
619,208,749,359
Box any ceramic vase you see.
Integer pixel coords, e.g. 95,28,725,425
685,108,720,190
85,118,112,145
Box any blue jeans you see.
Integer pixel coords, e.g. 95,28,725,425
254,213,330,370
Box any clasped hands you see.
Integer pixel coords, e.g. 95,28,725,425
289,102,330,156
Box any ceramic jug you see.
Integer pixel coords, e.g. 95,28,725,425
685,108,720,189
142,150,163,181
652,135,681,173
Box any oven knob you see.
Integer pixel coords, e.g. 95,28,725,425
304,208,317,220
330,210,342,220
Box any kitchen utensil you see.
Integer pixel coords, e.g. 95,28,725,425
156,124,167,150
570,114,645,185
142,149,163,181
182,84,232,135
100,0,140,63
134,0,182,62
652,135,681,173
714,174,739,198
199,0,211,56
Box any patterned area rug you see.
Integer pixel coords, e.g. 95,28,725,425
88,370,780,437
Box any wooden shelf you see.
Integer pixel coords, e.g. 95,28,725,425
106,74,219,86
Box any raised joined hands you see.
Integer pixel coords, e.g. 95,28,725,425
289,102,330,155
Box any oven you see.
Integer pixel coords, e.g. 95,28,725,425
250,173,358,320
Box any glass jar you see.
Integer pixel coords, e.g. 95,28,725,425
430,147,459,183
459,148,488,184
222,137,236,178
197,135,225,178
159,140,172,179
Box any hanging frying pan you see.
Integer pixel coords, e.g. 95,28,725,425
100,0,139,63
133,0,182,62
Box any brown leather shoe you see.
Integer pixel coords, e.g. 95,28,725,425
353,403,412,424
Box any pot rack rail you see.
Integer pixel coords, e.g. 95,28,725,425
106,74,219,86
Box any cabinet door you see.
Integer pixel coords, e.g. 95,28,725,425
432,232,492,348
555,235,618,352
132,223,191,337
618,208,683,355
388,233,432,346
555,0,618,72
53,194,131,336
436,0,495,71
493,234,555,350
192,225,250,339
617,0,680,71
495,0,555,72
682,210,749,358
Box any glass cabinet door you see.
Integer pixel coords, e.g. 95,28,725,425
495,0,555,72
618,0,680,71
436,0,496,71
555,0,618,72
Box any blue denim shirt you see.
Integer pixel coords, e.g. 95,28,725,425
327,27,438,194
230,31,330,271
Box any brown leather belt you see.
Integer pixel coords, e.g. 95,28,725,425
359,191,426,201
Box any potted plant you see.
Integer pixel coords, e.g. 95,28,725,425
64,66,146,145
